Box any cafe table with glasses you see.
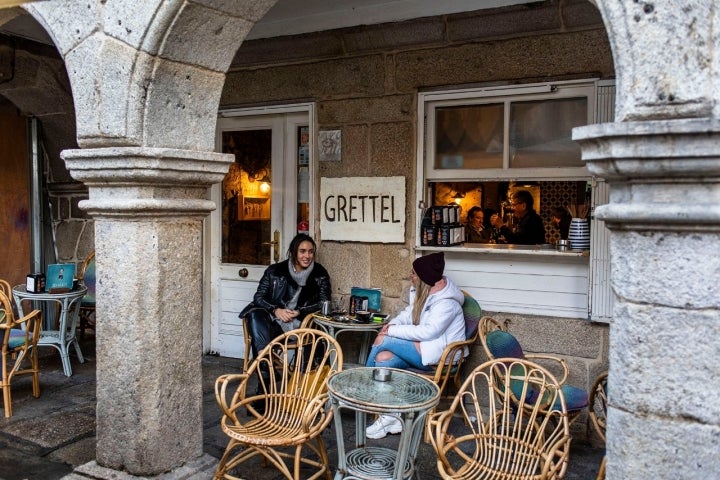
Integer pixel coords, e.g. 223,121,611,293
327,367,440,480
311,313,386,365
12,285,86,377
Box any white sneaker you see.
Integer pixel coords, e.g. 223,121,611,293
366,414,403,439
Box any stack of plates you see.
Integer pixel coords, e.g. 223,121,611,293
568,218,590,250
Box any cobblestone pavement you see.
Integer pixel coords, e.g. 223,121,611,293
0,339,604,480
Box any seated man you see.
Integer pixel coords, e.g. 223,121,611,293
240,233,332,411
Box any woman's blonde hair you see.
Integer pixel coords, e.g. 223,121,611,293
412,279,431,325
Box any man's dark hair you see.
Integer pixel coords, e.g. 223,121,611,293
288,233,316,261
513,190,534,210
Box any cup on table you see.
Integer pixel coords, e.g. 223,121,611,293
321,300,331,316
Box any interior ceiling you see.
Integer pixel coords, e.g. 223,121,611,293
0,0,541,44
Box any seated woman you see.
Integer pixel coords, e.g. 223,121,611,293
365,252,465,439
240,233,331,409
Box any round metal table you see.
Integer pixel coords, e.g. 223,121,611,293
12,285,87,377
327,367,440,480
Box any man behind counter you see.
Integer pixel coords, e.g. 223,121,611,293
500,190,546,245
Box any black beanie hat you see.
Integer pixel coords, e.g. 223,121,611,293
412,252,445,286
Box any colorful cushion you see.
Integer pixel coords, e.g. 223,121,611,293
8,329,26,349
559,384,589,411
461,293,482,339
82,257,96,305
486,330,524,359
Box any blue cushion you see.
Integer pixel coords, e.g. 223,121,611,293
486,330,524,359
558,384,589,411
83,257,96,304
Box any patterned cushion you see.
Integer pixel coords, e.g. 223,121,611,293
461,292,482,339
558,384,589,411
486,330,524,359
8,329,26,349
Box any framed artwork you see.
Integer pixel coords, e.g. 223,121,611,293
238,196,270,221
46,263,75,293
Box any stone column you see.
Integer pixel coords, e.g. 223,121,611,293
63,147,232,475
575,121,720,478
576,1,720,478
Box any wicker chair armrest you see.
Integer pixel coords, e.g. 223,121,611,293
215,373,250,420
524,353,570,384
431,338,474,377
426,409,454,454
300,393,332,432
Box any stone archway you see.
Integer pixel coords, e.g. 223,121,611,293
8,0,720,478
20,1,279,476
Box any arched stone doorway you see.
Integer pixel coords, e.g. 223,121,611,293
0,1,716,478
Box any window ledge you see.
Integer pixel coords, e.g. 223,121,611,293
416,243,590,258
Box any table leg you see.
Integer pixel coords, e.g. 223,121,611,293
330,399,347,480
358,331,371,364
393,411,418,480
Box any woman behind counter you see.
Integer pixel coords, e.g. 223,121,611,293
364,252,465,439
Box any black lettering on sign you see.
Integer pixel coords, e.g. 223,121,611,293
323,193,402,223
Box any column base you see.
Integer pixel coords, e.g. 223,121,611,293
62,454,218,480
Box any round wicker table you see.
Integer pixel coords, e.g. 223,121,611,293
327,367,440,480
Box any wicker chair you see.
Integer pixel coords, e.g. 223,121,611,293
0,279,11,298
214,327,343,480
478,316,588,424
427,357,571,479
0,291,42,417
589,371,608,480
77,251,96,341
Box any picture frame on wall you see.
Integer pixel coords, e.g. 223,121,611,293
46,263,75,293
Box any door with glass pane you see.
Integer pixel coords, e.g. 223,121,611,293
209,111,311,359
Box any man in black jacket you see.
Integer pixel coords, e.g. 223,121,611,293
501,190,546,245
240,233,331,410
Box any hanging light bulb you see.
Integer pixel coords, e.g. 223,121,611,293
452,191,465,205
259,174,271,194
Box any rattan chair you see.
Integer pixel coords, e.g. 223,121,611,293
77,251,96,340
0,279,11,298
427,357,571,480
0,291,42,417
589,371,608,480
214,327,343,480
478,316,588,424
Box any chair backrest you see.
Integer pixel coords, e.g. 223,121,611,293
430,357,571,480
460,291,482,340
79,251,96,305
249,327,343,414
590,370,608,442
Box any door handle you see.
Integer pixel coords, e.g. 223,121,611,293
261,230,281,263
238,268,248,278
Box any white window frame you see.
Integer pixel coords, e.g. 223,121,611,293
421,79,597,182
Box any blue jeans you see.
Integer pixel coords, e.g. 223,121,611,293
366,336,430,370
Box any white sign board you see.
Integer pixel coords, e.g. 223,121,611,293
320,176,405,243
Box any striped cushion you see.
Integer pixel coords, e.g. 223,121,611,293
461,293,482,339
8,329,26,349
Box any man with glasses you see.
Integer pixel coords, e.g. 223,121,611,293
500,190,546,244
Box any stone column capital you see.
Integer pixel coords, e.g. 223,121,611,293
62,146,233,219
574,119,720,232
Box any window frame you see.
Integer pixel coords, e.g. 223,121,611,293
421,80,598,182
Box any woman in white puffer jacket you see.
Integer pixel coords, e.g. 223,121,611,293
365,252,465,439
